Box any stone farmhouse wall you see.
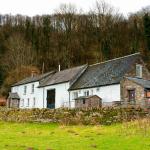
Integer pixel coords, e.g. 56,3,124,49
120,78,145,107
75,96,102,108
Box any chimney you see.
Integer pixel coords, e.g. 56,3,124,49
31,70,37,77
58,65,61,72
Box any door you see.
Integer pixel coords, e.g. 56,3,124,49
47,89,55,109
128,89,135,104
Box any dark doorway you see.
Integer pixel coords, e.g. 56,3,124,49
128,89,135,104
47,89,55,109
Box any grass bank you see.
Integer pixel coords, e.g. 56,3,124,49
0,120,150,150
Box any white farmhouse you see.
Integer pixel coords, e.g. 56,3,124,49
9,65,87,109
8,53,150,109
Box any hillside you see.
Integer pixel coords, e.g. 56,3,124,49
0,3,150,96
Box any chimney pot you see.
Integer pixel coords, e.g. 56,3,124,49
58,65,61,72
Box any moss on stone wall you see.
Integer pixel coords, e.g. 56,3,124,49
0,107,148,125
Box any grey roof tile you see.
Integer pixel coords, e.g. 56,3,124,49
69,53,141,90
12,71,54,86
126,77,150,88
39,65,87,87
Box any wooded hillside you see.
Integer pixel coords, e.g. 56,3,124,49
0,1,150,96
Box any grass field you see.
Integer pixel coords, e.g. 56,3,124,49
0,121,150,150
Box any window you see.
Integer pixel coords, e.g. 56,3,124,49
73,92,78,99
145,89,150,98
33,98,36,107
21,99,24,107
136,64,142,78
24,86,27,95
84,90,89,96
96,88,100,92
27,98,29,107
31,84,34,93
128,89,135,101
91,89,93,95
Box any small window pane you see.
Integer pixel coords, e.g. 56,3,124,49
84,91,89,96
33,98,36,107
24,86,27,94
73,92,78,99
21,99,24,107
27,99,29,107
31,84,34,93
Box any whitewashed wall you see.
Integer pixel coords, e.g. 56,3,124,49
11,81,70,109
43,82,70,108
11,82,120,109
70,84,120,107
11,81,44,109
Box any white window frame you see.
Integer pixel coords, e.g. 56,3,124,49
24,86,27,95
73,92,78,99
84,90,89,96
31,84,34,93
96,87,100,92
33,97,36,108
21,99,24,107
26,98,29,107
91,89,93,95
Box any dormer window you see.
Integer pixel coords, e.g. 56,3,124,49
136,64,142,78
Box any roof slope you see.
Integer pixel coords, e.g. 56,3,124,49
12,71,54,87
127,77,150,88
39,65,87,87
69,53,140,90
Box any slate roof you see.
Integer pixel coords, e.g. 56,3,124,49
12,71,54,87
39,65,87,87
75,95,101,100
126,77,150,88
69,53,141,90
8,92,20,99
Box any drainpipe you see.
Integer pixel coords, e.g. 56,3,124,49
43,87,45,108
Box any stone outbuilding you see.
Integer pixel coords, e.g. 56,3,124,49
121,77,150,108
75,95,102,108
7,92,20,108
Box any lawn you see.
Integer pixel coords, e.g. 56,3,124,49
0,121,150,150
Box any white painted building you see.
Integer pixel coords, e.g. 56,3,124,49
10,65,87,109
70,84,120,107
9,53,150,109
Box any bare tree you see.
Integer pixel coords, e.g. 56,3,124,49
2,33,36,71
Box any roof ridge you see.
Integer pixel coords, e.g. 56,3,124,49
90,52,140,67
55,64,87,73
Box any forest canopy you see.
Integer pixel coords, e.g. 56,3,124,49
0,1,150,96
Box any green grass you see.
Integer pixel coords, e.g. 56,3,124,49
0,121,150,150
